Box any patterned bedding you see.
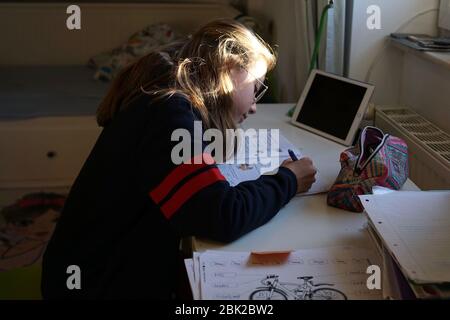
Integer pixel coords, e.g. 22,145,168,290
0,193,67,272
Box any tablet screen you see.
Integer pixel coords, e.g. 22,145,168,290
295,74,368,140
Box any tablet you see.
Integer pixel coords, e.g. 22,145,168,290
291,70,375,146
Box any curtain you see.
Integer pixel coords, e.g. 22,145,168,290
295,0,348,79
293,0,317,96
247,0,350,102
323,0,347,75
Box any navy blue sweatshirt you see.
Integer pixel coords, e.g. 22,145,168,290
41,94,298,299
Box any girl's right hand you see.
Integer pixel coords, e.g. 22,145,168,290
281,157,317,194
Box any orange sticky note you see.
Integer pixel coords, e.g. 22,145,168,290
248,251,292,266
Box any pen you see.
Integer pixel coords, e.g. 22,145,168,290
288,149,298,161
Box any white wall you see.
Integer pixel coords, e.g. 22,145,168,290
400,53,450,133
0,2,240,65
440,0,450,30
348,0,450,133
349,0,439,83
247,0,309,103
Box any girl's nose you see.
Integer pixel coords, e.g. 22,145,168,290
249,103,257,114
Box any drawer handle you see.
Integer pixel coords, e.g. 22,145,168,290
47,151,57,159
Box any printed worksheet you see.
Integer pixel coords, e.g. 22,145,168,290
190,247,382,300
217,130,303,187
216,131,333,195
230,130,302,164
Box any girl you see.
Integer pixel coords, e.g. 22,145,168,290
42,19,317,299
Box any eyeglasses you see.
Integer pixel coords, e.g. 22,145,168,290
244,67,269,103
254,76,269,103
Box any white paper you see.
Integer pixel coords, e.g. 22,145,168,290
360,191,450,284
298,170,334,196
217,132,332,195
230,130,301,164
184,258,199,300
372,186,397,195
216,164,263,187
189,247,382,300
192,252,202,300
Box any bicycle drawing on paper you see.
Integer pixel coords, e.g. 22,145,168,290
249,275,347,300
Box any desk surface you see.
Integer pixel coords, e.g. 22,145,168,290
192,104,419,253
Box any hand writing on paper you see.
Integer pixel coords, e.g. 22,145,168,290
281,157,317,194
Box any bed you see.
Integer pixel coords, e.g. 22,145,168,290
0,2,240,187
0,66,109,119
0,2,241,299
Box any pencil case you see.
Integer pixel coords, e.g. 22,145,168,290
327,126,409,213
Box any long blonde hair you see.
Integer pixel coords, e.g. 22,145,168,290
97,19,276,137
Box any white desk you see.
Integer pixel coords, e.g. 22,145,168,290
192,104,419,253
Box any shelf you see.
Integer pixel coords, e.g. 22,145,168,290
391,39,450,71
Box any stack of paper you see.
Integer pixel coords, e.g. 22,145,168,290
360,191,450,299
184,247,382,300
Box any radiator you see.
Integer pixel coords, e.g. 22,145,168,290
375,106,450,190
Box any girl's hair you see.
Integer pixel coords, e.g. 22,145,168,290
97,19,276,137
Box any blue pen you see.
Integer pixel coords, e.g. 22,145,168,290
288,149,298,161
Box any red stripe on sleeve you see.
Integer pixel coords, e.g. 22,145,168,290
160,168,225,219
149,153,215,204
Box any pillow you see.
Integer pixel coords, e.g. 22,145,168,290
88,23,179,82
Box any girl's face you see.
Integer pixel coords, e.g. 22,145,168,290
230,60,268,125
